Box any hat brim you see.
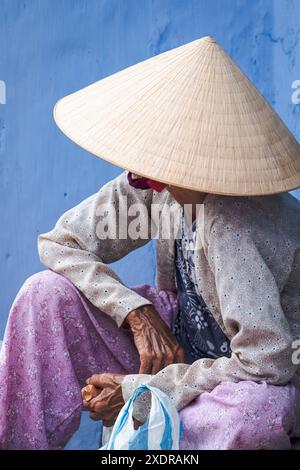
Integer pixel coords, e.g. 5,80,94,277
54,36,300,196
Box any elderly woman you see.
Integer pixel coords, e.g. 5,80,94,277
1,36,300,450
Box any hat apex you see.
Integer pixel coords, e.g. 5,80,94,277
201,35,216,43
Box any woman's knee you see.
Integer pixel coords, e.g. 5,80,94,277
23,270,72,294
15,270,80,313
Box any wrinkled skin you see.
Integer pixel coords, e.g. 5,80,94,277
127,305,185,375
82,373,125,426
82,304,185,423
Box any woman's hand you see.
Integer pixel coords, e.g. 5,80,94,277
82,306,185,426
125,305,185,375
82,373,125,426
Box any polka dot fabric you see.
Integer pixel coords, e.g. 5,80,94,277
38,172,300,419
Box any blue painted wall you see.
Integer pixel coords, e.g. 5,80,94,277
0,0,300,450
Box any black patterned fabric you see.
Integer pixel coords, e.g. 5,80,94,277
174,210,231,364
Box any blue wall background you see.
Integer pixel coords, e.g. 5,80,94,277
0,0,300,449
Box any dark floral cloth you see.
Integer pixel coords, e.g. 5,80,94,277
174,209,231,364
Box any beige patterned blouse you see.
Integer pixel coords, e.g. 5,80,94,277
38,171,300,411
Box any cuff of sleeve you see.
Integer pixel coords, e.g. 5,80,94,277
121,374,153,423
113,294,153,328
121,373,152,402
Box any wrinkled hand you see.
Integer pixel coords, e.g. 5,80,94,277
82,373,125,426
125,305,185,375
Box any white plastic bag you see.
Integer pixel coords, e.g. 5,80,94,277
100,384,181,450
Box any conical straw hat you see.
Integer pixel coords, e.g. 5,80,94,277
54,36,300,196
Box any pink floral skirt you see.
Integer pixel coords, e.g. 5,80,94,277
0,270,300,450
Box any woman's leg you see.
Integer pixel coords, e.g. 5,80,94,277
0,271,178,449
179,379,300,450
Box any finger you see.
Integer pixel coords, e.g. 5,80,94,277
132,333,153,375
149,335,165,374
81,387,87,400
161,346,174,370
175,345,185,363
89,401,120,423
89,411,103,421
89,389,121,416
83,396,104,413
162,345,176,368
133,419,143,430
150,351,164,375
160,339,177,369
103,418,116,427
81,384,100,402
82,400,92,410
88,373,109,389
137,337,154,374
139,349,153,374
158,333,177,367
89,393,107,414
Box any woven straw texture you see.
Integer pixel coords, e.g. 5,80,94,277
54,36,300,195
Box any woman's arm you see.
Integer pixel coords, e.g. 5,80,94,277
38,171,154,327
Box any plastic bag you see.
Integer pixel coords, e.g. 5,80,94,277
100,384,181,450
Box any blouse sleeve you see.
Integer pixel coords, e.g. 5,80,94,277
38,172,154,327
121,200,296,410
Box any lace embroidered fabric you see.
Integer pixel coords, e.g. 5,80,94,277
174,209,231,363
